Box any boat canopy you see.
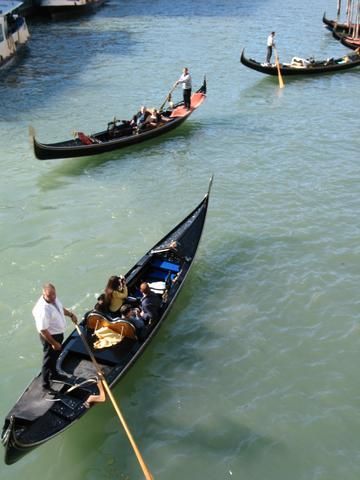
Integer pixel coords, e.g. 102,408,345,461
0,1,23,16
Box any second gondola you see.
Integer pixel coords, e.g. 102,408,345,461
32,78,207,160
240,49,360,76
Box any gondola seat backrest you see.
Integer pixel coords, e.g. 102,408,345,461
77,132,94,145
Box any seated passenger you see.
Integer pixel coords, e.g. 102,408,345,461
94,293,108,315
136,106,151,131
147,108,161,127
104,275,129,317
139,282,162,326
120,304,146,340
152,240,189,263
148,108,172,127
129,114,138,129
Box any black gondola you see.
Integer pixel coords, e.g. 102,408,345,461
32,79,207,160
336,32,360,50
322,12,355,34
240,49,360,76
1,177,213,465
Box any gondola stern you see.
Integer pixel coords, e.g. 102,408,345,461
28,125,38,158
32,137,47,161
1,415,26,466
240,48,245,63
199,75,207,94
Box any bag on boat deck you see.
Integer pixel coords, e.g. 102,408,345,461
291,57,309,67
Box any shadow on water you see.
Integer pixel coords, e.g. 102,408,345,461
36,121,203,190
0,18,137,114
106,0,270,18
0,47,31,81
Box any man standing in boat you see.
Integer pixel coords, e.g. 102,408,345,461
266,31,276,65
174,67,192,110
32,283,77,391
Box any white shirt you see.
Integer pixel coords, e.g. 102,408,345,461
177,73,192,90
32,296,66,335
267,35,275,47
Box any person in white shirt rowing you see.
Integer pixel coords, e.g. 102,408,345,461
266,31,276,65
32,283,77,391
174,67,192,110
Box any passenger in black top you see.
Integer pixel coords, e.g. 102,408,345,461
136,106,151,131
139,282,162,326
120,304,146,340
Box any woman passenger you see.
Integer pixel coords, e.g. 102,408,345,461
104,275,128,317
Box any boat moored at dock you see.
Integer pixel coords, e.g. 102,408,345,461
0,1,30,69
39,0,106,19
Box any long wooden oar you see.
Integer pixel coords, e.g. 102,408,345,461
274,47,285,89
159,84,177,112
71,320,154,480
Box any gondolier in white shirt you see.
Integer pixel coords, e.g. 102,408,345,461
32,283,77,391
266,31,276,64
174,67,192,110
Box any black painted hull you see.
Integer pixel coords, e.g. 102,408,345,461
240,49,360,76
322,12,353,34
1,178,213,465
33,80,207,160
340,35,360,50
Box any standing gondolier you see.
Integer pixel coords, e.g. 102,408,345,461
266,31,276,64
32,283,77,391
174,67,192,110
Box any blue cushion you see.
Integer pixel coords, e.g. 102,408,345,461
151,258,180,273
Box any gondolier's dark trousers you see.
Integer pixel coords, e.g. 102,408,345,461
266,46,272,63
40,333,64,388
183,88,192,109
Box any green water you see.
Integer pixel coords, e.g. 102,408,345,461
1,0,359,478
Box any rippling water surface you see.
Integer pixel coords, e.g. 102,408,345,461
1,0,359,479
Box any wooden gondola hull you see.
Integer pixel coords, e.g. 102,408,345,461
1,178,213,465
240,49,360,76
33,80,207,160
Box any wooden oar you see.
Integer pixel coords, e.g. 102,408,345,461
159,84,177,112
274,47,285,89
71,320,154,480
